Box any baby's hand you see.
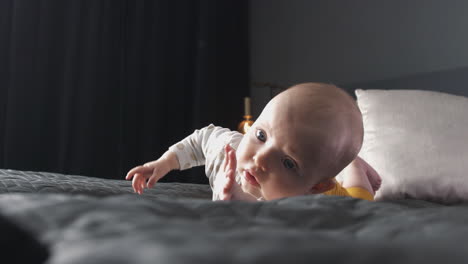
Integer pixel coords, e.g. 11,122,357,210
125,152,177,194
214,144,237,201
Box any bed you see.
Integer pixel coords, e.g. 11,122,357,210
2,169,468,264
3,68,468,264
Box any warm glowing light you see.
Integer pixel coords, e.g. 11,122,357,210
238,97,254,134
238,116,254,134
243,122,252,133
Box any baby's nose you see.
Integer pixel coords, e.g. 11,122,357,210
253,151,268,172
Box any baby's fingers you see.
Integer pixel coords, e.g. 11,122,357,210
140,180,146,192
222,145,231,172
147,169,162,188
223,169,235,192
126,166,152,180
132,174,143,194
227,147,237,172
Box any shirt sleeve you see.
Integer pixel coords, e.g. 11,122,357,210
168,124,240,171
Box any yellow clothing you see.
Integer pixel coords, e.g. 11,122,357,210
323,179,374,201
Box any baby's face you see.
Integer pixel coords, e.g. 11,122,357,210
235,93,323,200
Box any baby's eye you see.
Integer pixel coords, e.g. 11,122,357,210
282,158,296,170
256,129,266,142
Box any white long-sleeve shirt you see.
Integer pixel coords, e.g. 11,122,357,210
168,124,257,201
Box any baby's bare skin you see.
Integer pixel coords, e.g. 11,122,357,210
219,144,381,200
126,82,381,201
215,145,237,200
342,156,382,195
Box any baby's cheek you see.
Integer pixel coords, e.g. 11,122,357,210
235,147,247,164
268,178,300,198
235,155,247,171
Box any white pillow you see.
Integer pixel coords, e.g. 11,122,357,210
355,89,468,203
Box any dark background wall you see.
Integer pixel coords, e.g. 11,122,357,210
249,0,468,117
0,0,249,182
3,0,467,182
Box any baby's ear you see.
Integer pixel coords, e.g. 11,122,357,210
308,178,336,194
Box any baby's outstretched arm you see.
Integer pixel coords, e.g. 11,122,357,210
125,151,179,194
126,124,245,197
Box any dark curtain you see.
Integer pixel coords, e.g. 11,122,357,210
0,0,249,183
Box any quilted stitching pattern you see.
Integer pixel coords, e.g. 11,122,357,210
0,169,212,199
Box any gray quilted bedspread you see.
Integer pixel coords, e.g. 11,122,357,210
0,169,468,264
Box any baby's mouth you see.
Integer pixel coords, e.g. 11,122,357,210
244,170,260,187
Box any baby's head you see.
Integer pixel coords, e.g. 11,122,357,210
236,83,363,200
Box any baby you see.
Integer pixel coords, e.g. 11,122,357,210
125,83,381,201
